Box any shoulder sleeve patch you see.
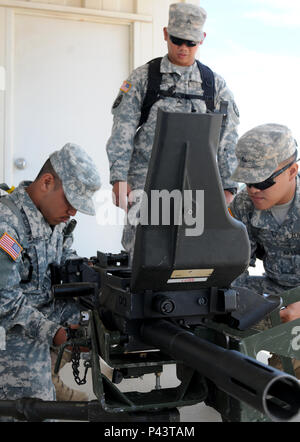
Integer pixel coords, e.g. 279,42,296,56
120,81,132,93
0,232,23,261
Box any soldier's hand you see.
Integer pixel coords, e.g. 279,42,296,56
280,301,300,323
112,181,132,212
53,325,89,352
53,327,68,347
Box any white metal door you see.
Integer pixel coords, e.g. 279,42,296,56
13,13,130,256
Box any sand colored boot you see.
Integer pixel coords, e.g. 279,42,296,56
51,349,89,401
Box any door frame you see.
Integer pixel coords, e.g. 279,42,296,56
0,1,152,184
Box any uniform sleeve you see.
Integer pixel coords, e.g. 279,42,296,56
214,73,240,190
106,65,148,184
0,222,60,345
229,193,258,266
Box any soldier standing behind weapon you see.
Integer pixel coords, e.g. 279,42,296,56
229,123,300,377
0,144,101,420
106,3,240,257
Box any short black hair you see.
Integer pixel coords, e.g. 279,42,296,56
36,159,61,188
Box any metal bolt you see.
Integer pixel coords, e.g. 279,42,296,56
198,297,208,306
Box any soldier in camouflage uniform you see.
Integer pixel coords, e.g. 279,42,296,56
229,123,300,376
0,144,101,420
106,3,240,256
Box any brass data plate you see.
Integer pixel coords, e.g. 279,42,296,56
170,269,214,279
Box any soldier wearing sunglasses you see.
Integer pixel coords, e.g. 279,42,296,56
229,123,300,377
106,3,240,257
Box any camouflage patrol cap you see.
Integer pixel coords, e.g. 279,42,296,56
167,3,207,42
231,124,297,183
49,143,101,216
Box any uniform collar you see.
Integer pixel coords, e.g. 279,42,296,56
160,55,202,82
12,181,64,238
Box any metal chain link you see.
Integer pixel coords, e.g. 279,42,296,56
67,327,91,386
71,343,91,386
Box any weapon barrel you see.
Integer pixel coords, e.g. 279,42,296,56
0,399,179,422
140,320,300,421
0,399,89,421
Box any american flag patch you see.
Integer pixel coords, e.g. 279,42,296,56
120,81,132,93
0,233,23,261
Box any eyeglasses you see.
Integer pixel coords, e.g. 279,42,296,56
246,161,295,190
169,35,198,47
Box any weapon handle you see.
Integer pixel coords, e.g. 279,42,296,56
52,282,97,299
54,342,69,374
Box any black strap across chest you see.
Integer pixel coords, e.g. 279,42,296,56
139,57,215,127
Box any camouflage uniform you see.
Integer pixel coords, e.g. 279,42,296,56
106,4,239,254
230,123,299,293
230,178,300,292
230,178,300,375
229,124,300,376
0,144,101,419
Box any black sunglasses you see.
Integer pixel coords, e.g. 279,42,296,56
169,35,198,47
246,161,295,190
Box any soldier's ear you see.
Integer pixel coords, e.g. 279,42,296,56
289,162,298,181
40,173,56,192
163,27,168,42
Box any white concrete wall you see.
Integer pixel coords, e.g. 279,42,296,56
0,0,200,189
0,0,187,185
0,0,194,254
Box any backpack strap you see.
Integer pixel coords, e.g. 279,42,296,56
138,57,163,127
139,58,216,127
196,60,215,112
196,62,228,137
